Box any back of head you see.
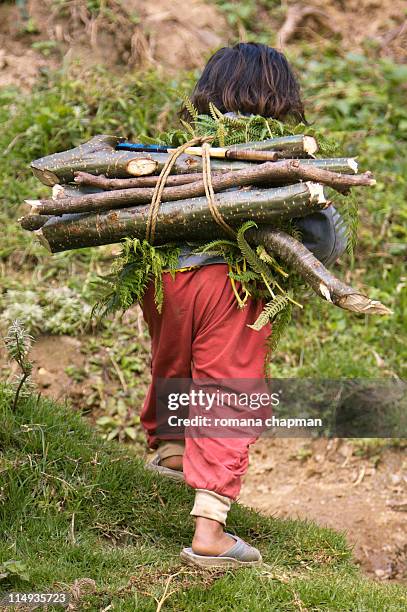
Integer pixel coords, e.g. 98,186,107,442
182,42,305,123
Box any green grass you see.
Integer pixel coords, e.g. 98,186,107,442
1,386,406,610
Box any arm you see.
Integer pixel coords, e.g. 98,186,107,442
293,206,347,267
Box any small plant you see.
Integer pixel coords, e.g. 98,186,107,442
0,559,30,582
96,398,141,442
4,320,34,410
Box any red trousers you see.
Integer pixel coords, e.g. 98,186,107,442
141,264,270,499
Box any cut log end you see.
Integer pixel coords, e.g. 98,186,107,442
304,136,318,156
337,293,393,315
126,158,158,176
31,166,59,186
52,184,65,200
348,158,358,174
19,214,49,231
306,182,326,204
24,199,41,214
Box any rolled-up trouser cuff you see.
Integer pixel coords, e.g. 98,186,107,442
157,440,185,460
190,489,232,525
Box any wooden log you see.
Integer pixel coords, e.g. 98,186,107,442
27,160,373,217
248,228,392,315
30,134,357,186
34,182,328,252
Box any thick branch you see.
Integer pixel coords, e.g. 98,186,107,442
34,183,328,252
248,228,392,315
28,159,372,216
73,171,206,190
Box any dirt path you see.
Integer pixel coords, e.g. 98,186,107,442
241,437,407,582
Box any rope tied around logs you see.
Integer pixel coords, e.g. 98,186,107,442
201,142,237,239
145,137,236,244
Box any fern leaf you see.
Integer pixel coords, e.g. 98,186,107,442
248,295,289,331
228,270,260,282
264,303,293,372
195,239,239,254
208,102,224,121
236,222,275,283
183,96,199,121
179,119,196,137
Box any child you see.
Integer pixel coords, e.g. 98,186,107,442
142,43,346,567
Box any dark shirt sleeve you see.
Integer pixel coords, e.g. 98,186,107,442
293,206,347,267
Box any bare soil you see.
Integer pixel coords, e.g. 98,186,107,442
1,0,405,90
241,437,407,582
0,0,228,89
274,0,407,63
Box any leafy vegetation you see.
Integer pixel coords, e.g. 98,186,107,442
1,387,406,610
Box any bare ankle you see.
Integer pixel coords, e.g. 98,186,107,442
192,517,234,556
160,455,183,471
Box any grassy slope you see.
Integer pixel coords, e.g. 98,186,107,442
1,387,406,610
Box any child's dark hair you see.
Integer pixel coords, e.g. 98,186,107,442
181,42,305,123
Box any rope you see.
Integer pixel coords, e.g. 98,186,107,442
145,136,209,244
201,142,236,238
145,136,236,244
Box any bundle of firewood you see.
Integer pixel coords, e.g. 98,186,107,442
20,134,391,315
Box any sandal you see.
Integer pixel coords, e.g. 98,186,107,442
146,455,185,482
180,533,262,568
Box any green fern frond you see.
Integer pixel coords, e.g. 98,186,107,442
228,270,260,282
217,122,227,148
180,119,196,138
256,245,275,264
222,114,247,128
264,303,293,372
208,102,224,121
236,221,275,283
195,239,239,254
183,96,199,122
93,240,180,317
256,245,289,278
248,295,290,331
208,103,219,122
